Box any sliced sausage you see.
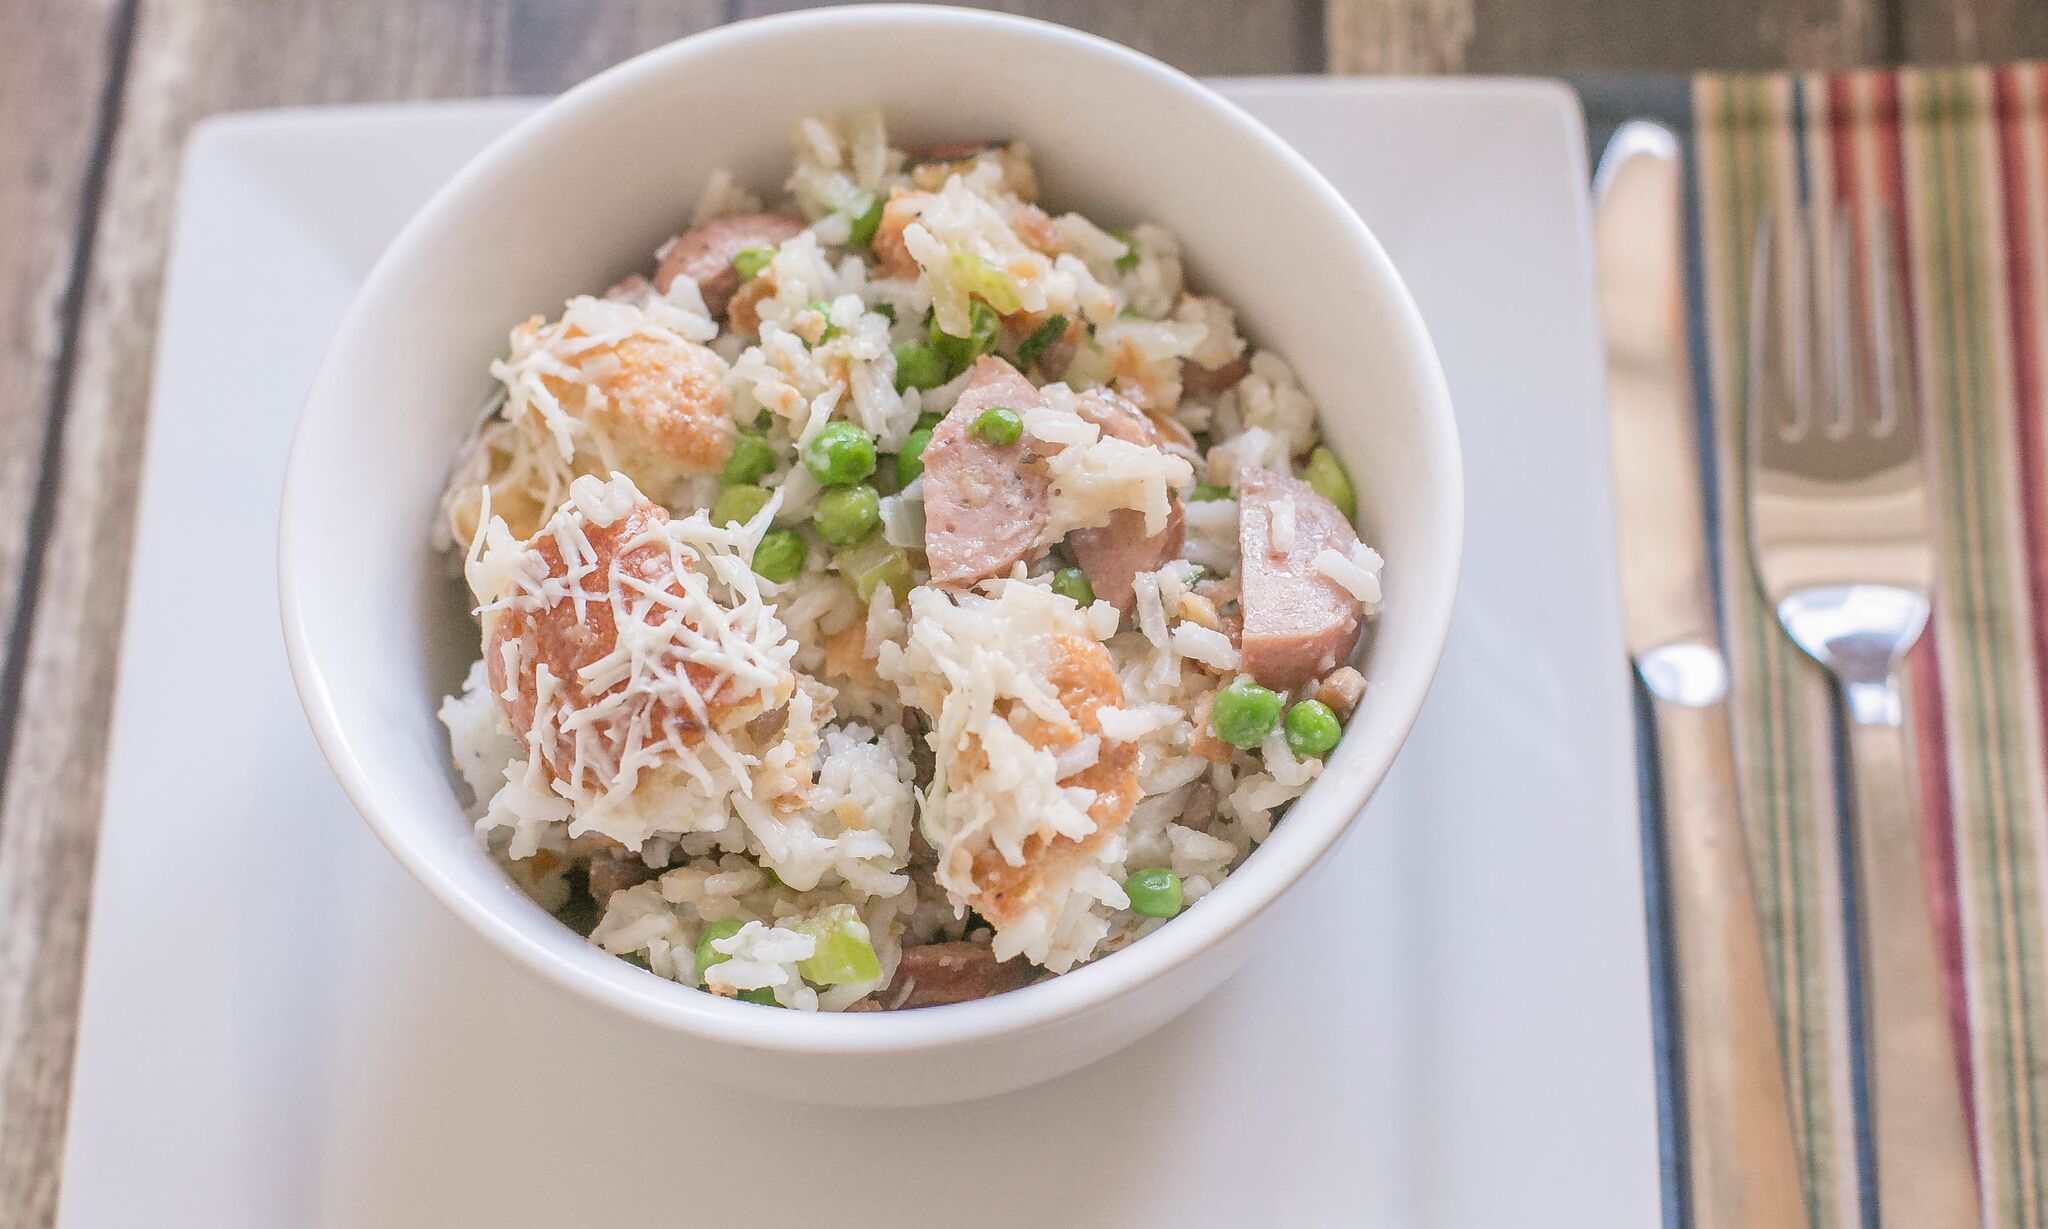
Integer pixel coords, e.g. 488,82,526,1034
654,212,805,316
1182,353,1251,400
909,141,1039,201
1237,466,1365,691
585,853,654,907
869,941,1040,1009
1065,388,1186,612
920,357,1052,588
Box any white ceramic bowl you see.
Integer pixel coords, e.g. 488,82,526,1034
280,5,1462,1106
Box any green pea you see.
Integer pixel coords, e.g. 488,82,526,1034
722,433,777,485
1124,868,1183,918
1188,483,1231,503
1210,677,1283,750
1051,567,1094,606
801,422,876,485
814,483,881,548
1283,699,1343,758
893,341,948,392
711,484,772,527
848,196,885,248
1303,446,1357,525
733,244,776,281
752,529,808,584
737,987,780,1006
1015,312,1069,370
971,406,1023,447
915,410,944,431
897,427,933,485
695,917,744,984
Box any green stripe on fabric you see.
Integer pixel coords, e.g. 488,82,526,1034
1922,67,2045,1228
1704,73,1843,1229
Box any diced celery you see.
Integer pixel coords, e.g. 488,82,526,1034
795,904,882,986
833,536,915,605
1303,446,1358,525
948,248,1023,315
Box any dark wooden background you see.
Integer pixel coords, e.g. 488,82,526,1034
0,0,2041,1221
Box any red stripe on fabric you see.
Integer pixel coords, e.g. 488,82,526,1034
1873,67,1980,1131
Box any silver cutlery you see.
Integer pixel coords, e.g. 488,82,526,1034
1597,121,1811,1229
1746,205,1981,1228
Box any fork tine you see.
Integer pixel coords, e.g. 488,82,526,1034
1869,204,1917,441
1748,209,1802,447
1826,204,1864,441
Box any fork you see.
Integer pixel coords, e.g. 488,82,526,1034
1747,205,1980,1228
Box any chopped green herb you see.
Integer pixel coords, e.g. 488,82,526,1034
930,299,1000,378
1015,313,1069,370
1110,227,1140,273
848,196,885,248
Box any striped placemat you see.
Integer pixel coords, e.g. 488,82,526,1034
1681,66,2048,1229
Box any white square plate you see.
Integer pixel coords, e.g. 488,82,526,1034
58,79,1657,1227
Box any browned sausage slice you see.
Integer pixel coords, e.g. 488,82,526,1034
1065,388,1185,612
866,942,1040,1009
920,357,1052,588
1237,467,1365,690
654,212,805,316
585,853,654,907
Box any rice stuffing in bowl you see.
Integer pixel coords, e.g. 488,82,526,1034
435,108,1385,1013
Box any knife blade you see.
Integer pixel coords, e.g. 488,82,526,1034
1594,121,1811,1229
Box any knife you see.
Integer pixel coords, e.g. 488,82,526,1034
1594,121,1811,1229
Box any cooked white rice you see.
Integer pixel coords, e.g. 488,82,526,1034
433,108,1383,1012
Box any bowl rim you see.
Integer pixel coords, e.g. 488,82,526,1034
278,3,1464,1057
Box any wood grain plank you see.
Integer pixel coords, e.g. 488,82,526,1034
0,0,125,755
1898,0,2048,62
1329,0,1886,73
0,4,722,1224
737,0,1326,73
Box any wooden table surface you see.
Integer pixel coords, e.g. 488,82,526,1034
1,0,2043,1220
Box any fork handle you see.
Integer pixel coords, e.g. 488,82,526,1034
1844,678,1982,1228
1649,688,1811,1229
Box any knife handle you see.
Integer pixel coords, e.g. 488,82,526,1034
1648,686,1811,1229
